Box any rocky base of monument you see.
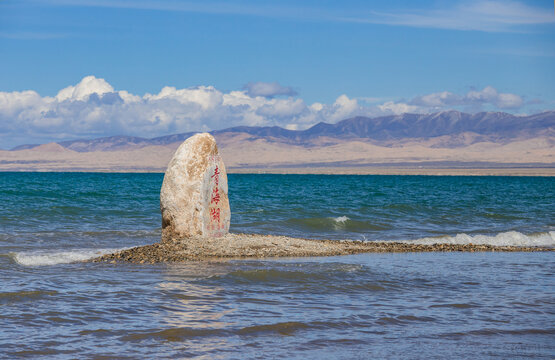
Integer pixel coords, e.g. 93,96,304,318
90,234,553,264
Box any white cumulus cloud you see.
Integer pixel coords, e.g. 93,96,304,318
378,101,421,115
0,76,365,148
411,86,523,109
56,75,114,101
0,76,530,149
243,81,297,98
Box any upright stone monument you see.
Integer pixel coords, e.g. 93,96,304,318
160,133,230,241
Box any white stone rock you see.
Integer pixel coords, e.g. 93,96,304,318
160,133,230,241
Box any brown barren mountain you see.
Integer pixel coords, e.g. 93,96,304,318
1,111,553,174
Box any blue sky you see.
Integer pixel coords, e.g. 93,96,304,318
0,0,554,148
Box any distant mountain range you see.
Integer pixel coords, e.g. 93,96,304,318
10,110,555,152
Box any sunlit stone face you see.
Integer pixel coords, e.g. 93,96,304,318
160,133,230,241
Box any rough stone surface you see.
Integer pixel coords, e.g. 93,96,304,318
160,133,230,241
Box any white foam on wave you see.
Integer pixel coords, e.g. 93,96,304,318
330,216,350,230
12,248,125,266
407,231,555,247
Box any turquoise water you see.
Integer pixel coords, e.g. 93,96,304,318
0,173,554,359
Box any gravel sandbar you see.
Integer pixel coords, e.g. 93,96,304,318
90,233,553,264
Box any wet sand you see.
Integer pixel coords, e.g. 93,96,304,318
91,233,553,263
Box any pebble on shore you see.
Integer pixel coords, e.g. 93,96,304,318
90,233,552,264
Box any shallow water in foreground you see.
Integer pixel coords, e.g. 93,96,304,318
2,252,554,359
0,173,554,358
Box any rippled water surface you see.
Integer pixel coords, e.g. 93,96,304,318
0,173,554,359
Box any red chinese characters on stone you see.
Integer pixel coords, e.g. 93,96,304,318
210,208,220,223
207,160,225,236
210,187,220,205
207,223,225,231
211,166,220,185
210,165,221,205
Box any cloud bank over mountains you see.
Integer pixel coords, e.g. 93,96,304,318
0,75,534,148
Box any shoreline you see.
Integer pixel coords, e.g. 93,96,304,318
228,167,555,176
2,167,554,176
90,233,553,264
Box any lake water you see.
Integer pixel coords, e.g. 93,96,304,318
1,173,553,359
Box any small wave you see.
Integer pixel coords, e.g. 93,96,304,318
407,231,555,247
0,290,57,304
288,216,388,231
330,216,351,230
19,229,161,239
438,327,555,338
333,216,350,223
122,327,223,342
237,321,309,336
225,269,327,284
429,303,479,309
12,248,125,266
